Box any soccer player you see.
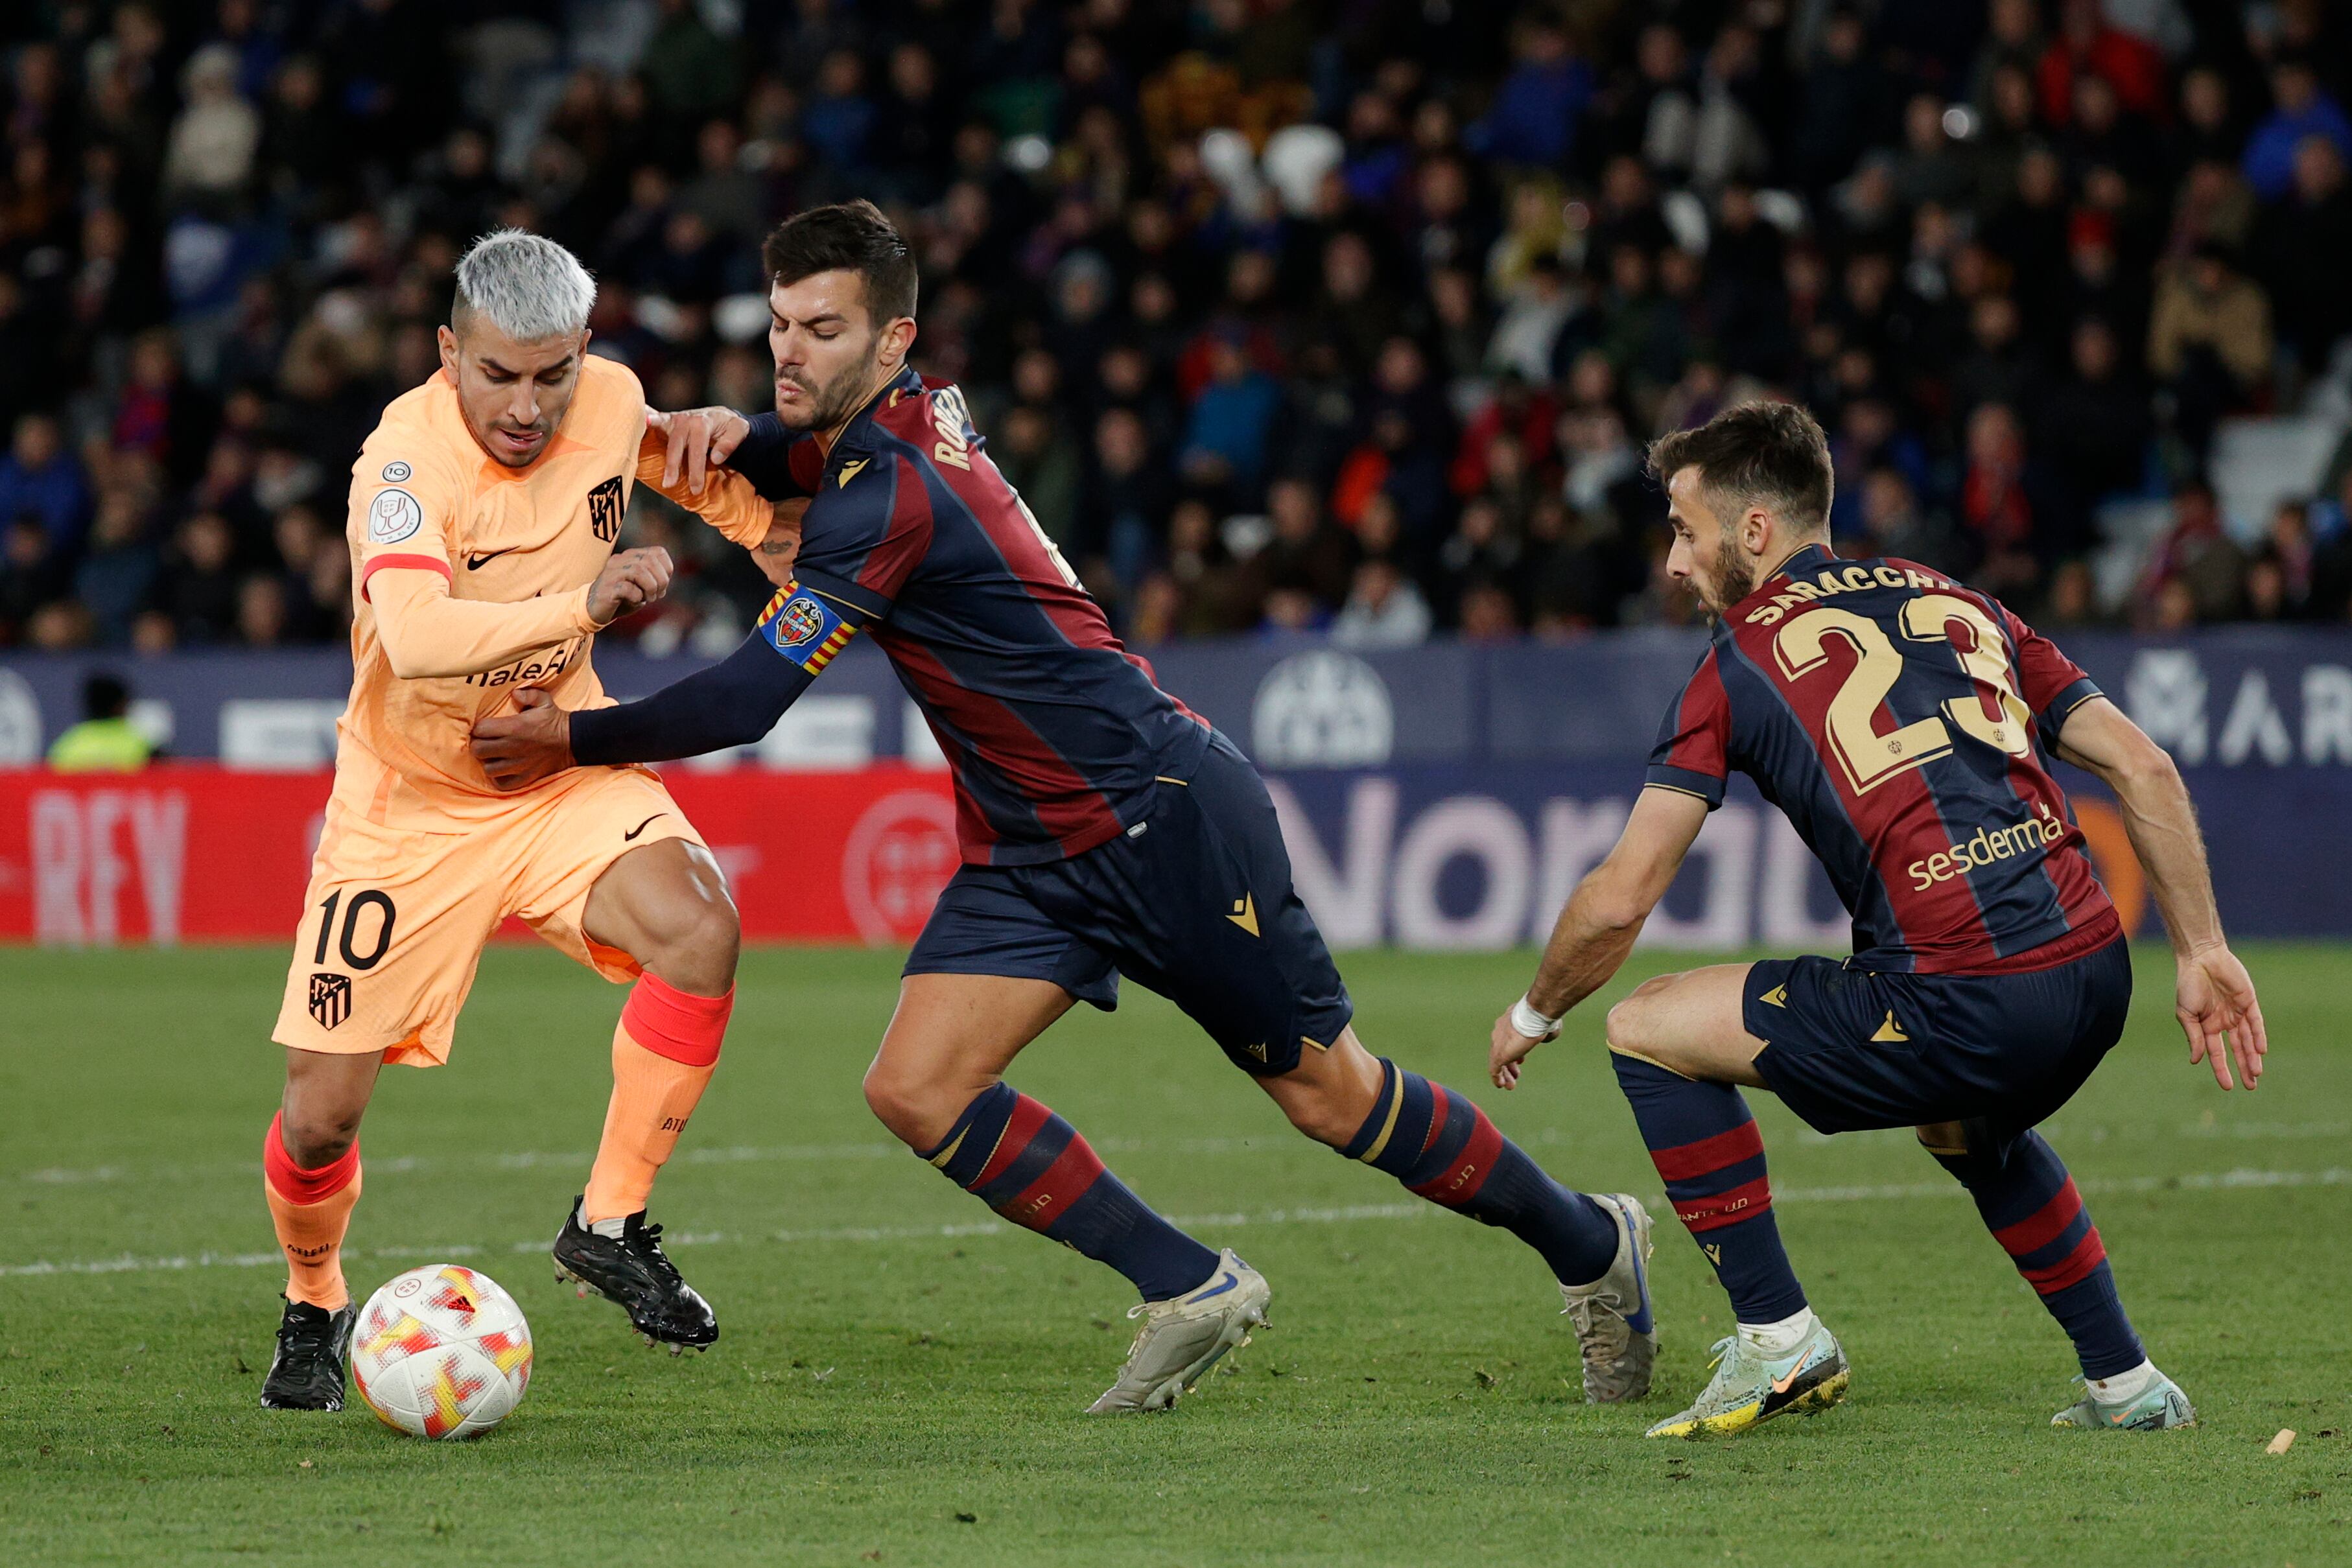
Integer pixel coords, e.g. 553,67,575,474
471,201,1656,1413
1489,402,2266,1437
259,231,790,1411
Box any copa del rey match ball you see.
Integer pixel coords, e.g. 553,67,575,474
352,1265,533,1440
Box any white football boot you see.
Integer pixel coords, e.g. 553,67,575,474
1086,1248,1270,1414
1560,1191,1658,1403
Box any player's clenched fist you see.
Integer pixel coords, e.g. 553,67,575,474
647,405,751,497
469,688,574,790
587,546,674,626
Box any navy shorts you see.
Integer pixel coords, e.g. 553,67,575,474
1744,939,2134,1136
905,731,1355,1075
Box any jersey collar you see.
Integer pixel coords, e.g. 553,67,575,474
831,364,926,456
1720,539,1835,625
1768,541,1835,583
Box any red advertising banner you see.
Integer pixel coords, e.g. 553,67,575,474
0,766,958,947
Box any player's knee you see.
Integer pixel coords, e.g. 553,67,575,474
644,890,740,996
1605,995,1699,1081
1275,1086,1360,1148
862,1061,954,1149
1603,996,1649,1058
279,1051,371,1167
686,895,742,988
279,1103,360,1168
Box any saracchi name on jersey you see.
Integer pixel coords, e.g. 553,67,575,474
1649,542,2119,975
733,364,1210,866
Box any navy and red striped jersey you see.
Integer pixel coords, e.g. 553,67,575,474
730,365,1208,866
1647,543,2118,974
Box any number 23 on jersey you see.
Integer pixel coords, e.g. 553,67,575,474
1770,593,2034,795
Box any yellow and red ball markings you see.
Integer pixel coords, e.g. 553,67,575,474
421,1351,491,1439
427,1265,484,1320
477,1327,532,1389
359,1305,438,1363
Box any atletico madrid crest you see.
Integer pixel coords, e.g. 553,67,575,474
309,972,352,1030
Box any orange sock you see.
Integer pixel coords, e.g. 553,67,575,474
263,1111,362,1311
583,975,733,1224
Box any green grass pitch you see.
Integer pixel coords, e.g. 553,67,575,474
1,942,2346,1567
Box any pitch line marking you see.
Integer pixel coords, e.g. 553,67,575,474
23,1118,2351,1189
3,1169,2344,1281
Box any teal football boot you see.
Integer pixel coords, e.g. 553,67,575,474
2051,1369,2196,1430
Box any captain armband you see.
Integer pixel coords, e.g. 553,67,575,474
755,581,860,675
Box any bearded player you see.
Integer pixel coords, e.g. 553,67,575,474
259,231,790,1411
1489,401,2266,1437
472,201,1657,1414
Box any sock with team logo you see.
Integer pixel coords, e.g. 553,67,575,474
1925,1127,2145,1377
1611,1053,1809,1323
263,1110,363,1311
1339,1059,1619,1285
922,1082,1221,1301
583,974,732,1225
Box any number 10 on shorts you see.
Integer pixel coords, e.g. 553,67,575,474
314,889,398,970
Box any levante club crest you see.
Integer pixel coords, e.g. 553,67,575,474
775,595,827,647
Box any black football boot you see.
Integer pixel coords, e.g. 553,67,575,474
259,1296,358,1410
552,1198,718,1353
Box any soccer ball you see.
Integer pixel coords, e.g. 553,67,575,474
352,1264,533,1439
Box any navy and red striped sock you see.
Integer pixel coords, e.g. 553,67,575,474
1340,1060,1618,1287
922,1082,1219,1302
1928,1129,2143,1377
1612,1052,1808,1323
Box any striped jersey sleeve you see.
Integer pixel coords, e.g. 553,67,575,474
1646,646,1734,808
1995,600,2104,748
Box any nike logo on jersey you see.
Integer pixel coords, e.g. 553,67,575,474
622,813,666,841
837,457,870,487
1870,1011,1909,1043
465,548,517,570
1227,894,1260,937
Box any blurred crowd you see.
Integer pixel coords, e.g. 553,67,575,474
5,0,2352,659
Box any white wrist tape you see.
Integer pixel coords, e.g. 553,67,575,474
1511,994,1562,1041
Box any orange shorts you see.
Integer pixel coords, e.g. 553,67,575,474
272,766,705,1066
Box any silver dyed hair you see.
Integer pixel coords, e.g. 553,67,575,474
453,229,596,342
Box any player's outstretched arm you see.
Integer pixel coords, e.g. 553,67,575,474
1490,786,1708,1089
647,406,751,498
637,408,810,589
371,548,673,681
637,409,799,550
644,405,815,502
468,625,820,790
2055,694,2267,1090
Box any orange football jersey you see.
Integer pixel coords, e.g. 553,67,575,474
335,355,768,829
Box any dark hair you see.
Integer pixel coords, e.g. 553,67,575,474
760,200,918,324
1646,400,1833,535
83,672,129,720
